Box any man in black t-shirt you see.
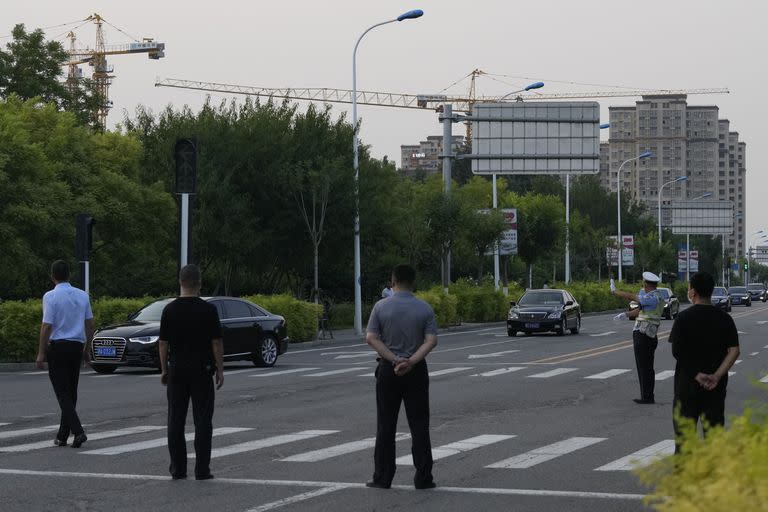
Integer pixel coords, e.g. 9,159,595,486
159,264,224,480
669,272,740,453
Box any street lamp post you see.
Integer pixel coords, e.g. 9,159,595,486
657,177,690,247
616,151,653,281
492,81,545,290
351,9,423,335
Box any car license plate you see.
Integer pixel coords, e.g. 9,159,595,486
524,323,539,329
96,347,116,357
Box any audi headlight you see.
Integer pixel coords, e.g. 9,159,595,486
547,312,562,319
129,336,159,344
508,311,519,320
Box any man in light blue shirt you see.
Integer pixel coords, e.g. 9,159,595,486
36,260,95,448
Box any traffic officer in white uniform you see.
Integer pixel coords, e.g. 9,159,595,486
611,271,665,404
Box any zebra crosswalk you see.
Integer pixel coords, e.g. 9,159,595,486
11,365,763,383
0,421,678,474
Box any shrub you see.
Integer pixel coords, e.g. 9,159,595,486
416,287,459,327
637,405,768,512
327,302,373,330
244,294,322,343
0,300,42,362
91,297,156,328
558,281,639,313
449,281,508,322
673,282,689,303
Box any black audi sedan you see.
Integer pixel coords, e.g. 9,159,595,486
507,289,581,337
657,287,680,320
728,286,751,307
90,297,289,374
712,287,732,312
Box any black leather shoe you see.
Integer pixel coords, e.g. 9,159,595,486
53,438,68,447
171,474,187,480
195,474,214,481
365,480,391,489
633,398,655,404
414,481,437,490
71,433,87,448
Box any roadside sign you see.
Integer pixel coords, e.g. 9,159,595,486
606,235,634,267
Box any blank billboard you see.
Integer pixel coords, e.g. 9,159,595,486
670,200,734,235
470,102,600,175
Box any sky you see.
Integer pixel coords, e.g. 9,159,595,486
3,0,767,243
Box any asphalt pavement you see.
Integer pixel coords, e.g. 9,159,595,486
2,304,768,512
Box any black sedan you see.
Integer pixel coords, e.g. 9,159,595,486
747,283,767,303
507,289,581,337
90,297,289,374
728,286,751,307
657,287,680,320
712,287,732,312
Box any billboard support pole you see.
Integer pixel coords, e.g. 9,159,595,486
492,173,500,291
441,103,453,292
565,173,571,284
686,234,691,283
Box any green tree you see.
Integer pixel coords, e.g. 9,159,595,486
463,209,507,279
0,97,176,299
0,24,101,128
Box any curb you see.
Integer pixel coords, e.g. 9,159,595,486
0,363,37,371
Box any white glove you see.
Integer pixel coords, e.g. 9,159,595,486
613,312,628,321
609,278,616,293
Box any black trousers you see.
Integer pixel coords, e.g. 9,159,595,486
633,330,658,401
373,360,433,486
673,375,726,453
167,368,215,478
47,341,85,439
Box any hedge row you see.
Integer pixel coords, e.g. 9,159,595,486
0,295,323,363
243,294,322,343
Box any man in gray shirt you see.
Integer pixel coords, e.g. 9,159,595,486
365,264,438,490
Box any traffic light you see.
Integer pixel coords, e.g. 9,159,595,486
744,262,749,271
75,213,95,261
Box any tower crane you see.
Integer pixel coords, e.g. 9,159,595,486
155,73,728,143
64,13,165,129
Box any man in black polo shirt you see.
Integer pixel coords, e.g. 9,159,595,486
669,271,740,453
365,264,438,490
159,264,224,480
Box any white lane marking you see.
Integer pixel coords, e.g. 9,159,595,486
654,370,675,381
738,331,748,335
245,486,345,512
728,372,736,377
224,368,265,376
734,360,743,365
438,327,502,337
303,368,363,377
396,435,515,466
432,339,517,354
320,352,366,356
250,368,320,377
584,369,631,380
82,427,252,455
468,350,520,359
757,321,768,325
333,353,376,360
589,331,616,337
357,373,375,377
22,371,48,376
760,375,768,384
279,433,411,462
0,469,646,500
486,437,607,469
203,430,339,459
595,440,675,471
0,423,9,427
0,425,60,440
472,367,526,377
429,367,474,377
528,368,578,379
750,352,759,356
764,345,768,349
88,374,118,378
0,426,165,453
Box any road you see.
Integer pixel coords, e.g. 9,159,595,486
1,304,767,511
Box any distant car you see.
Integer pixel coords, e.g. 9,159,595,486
746,283,767,303
728,286,751,307
657,287,680,320
507,289,581,337
90,297,289,374
711,287,732,312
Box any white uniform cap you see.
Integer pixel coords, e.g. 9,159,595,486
642,271,661,283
